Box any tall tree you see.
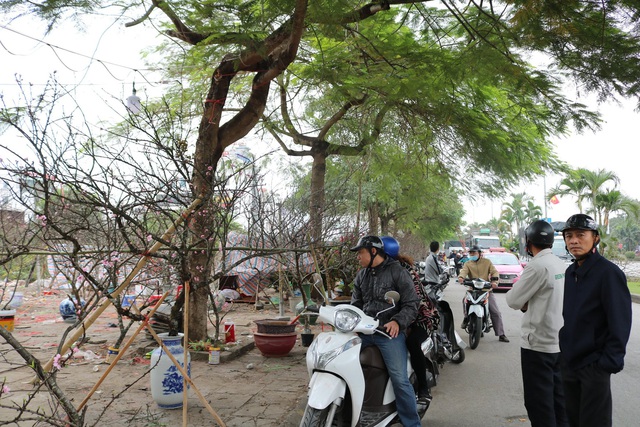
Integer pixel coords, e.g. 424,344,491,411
524,201,544,224
548,172,590,214
501,192,533,235
577,168,620,225
549,168,621,226
594,190,640,233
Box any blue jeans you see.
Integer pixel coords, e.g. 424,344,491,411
360,332,421,427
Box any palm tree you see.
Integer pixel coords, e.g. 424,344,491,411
524,200,544,224
500,192,531,236
577,168,620,225
594,190,640,233
547,171,589,213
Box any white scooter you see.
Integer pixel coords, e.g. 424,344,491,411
299,292,428,427
461,278,494,349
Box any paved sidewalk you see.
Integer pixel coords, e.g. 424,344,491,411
1,287,315,427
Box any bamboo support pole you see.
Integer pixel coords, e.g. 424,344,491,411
145,321,226,427
182,281,190,427
76,291,170,412
39,198,203,375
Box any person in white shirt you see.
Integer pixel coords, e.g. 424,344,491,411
423,241,443,285
506,220,569,427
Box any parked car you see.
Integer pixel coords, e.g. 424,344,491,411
482,252,525,291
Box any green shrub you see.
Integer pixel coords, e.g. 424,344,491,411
624,251,636,261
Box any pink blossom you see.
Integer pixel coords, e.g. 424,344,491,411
37,214,47,226
1,385,9,394
146,235,152,242
53,354,62,370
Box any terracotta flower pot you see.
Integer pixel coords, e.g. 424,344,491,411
254,320,297,334
253,332,297,357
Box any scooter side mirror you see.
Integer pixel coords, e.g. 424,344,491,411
384,291,400,305
375,291,401,320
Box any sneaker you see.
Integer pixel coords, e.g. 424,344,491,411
418,387,432,401
460,318,468,329
417,390,432,407
499,335,510,343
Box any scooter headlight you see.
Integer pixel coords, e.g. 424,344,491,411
315,336,361,370
334,309,361,332
473,280,485,290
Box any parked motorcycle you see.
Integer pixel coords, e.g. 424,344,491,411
461,278,495,349
299,292,428,427
423,272,466,364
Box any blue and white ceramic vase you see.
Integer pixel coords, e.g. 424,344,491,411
150,333,191,409
59,297,86,322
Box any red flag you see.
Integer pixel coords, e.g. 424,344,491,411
550,195,559,205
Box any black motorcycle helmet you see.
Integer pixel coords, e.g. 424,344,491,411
562,213,600,260
526,220,555,247
350,235,385,269
350,235,385,252
562,213,599,235
469,245,482,253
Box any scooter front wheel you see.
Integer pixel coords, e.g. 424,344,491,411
299,403,341,427
468,314,482,350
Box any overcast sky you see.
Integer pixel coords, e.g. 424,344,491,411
464,96,640,225
2,14,639,227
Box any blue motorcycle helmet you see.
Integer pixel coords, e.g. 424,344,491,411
380,236,400,259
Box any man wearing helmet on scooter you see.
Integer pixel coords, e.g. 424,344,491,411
506,220,569,427
457,245,510,342
559,214,631,427
350,235,422,427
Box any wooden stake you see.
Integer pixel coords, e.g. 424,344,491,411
76,291,169,412
182,281,190,427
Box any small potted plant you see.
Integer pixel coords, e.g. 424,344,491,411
300,316,314,347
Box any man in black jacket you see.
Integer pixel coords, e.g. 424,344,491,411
559,214,632,427
350,235,421,427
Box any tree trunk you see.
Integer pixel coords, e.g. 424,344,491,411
309,149,328,243
368,203,379,234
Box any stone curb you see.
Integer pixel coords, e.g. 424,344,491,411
187,338,256,362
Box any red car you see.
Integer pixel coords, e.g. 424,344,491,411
483,252,526,291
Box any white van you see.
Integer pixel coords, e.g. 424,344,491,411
552,235,572,265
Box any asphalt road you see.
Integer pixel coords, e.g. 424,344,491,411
423,279,640,427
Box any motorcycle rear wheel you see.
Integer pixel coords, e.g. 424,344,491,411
469,314,482,349
450,347,465,364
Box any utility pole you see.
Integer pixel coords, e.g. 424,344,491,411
543,175,548,220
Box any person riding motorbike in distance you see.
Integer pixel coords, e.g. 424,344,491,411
350,235,422,427
457,245,509,343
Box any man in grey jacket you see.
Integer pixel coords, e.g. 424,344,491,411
506,220,568,427
350,235,421,427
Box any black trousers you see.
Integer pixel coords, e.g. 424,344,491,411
406,325,430,393
561,362,612,427
521,348,569,427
